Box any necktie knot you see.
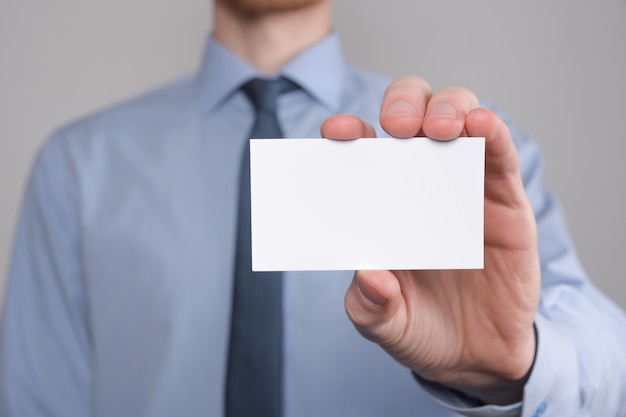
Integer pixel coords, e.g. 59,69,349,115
242,77,298,117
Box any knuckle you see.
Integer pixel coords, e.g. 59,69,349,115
435,86,479,108
385,75,432,98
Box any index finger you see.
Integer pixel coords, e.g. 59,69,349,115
320,114,377,140
379,76,432,138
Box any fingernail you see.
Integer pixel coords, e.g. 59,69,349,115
427,103,457,119
385,100,417,117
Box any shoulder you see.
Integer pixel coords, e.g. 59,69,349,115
47,75,200,151
32,75,203,177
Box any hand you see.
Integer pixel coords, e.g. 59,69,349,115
320,76,540,405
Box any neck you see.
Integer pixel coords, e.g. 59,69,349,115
213,0,332,75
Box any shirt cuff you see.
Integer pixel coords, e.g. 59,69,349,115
520,313,579,416
414,375,522,417
415,315,579,417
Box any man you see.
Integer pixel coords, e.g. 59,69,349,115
1,0,625,416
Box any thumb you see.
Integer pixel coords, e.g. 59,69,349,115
344,270,405,345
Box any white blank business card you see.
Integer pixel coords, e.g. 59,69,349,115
250,137,485,271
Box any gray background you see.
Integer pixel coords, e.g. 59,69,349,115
1,0,625,310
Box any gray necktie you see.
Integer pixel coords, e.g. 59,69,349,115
226,77,297,417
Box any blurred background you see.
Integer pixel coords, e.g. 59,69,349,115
1,0,625,309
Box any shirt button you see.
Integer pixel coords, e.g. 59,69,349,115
532,402,547,417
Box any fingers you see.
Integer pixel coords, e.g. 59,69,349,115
378,76,525,206
465,108,530,209
379,76,479,140
421,87,479,140
320,114,377,140
322,78,524,207
379,76,432,138
344,270,404,345
465,108,518,178
323,77,480,142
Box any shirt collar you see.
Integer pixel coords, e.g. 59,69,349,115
197,32,346,115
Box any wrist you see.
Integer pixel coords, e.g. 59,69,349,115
416,323,537,406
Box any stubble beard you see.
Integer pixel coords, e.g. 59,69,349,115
217,0,324,17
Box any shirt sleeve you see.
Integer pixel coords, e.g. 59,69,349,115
0,132,93,417
413,107,626,417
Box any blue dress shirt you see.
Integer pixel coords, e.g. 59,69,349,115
1,33,626,417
